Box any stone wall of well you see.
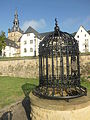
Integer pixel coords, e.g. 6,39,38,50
0,55,89,78
30,92,90,120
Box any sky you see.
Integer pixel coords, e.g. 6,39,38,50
0,0,90,37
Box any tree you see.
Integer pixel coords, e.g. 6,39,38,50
0,31,6,55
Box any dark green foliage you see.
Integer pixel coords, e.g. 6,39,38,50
0,31,6,54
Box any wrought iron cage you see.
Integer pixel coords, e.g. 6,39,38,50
33,19,87,100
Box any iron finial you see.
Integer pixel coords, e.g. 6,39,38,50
54,18,60,32
55,18,58,26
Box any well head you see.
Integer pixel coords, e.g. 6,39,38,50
33,19,87,100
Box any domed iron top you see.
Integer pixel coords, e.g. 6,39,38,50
40,19,77,48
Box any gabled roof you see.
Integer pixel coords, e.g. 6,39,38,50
74,25,90,37
40,31,53,37
5,38,19,49
25,26,39,35
24,26,43,39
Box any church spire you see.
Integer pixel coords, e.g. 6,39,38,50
8,10,23,33
13,10,19,31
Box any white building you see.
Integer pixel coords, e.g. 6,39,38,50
2,38,19,57
75,26,90,53
20,26,42,57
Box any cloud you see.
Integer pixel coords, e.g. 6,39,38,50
22,19,46,31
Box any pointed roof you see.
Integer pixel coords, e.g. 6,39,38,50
5,38,19,48
40,31,53,37
24,26,43,39
75,25,90,37
8,10,23,34
15,9,18,16
25,26,39,35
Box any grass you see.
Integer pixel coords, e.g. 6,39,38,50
81,77,90,91
0,76,39,109
0,76,90,109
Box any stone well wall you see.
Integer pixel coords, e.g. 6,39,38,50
30,92,90,120
0,55,89,78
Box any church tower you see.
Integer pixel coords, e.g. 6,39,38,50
13,10,19,31
8,10,23,46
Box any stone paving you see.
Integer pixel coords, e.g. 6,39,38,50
0,97,31,120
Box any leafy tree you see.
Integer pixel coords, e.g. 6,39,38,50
0,31,6,55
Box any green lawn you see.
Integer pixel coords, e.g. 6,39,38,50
81,77,90,91
0,76,39,109
0,76,90,109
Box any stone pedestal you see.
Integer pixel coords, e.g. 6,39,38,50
30,92,90,120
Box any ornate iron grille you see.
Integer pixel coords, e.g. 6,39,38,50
33,19,87,100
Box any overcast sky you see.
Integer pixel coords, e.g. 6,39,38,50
0,0,90,36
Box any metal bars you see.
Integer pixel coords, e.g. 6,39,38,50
33,19,87,100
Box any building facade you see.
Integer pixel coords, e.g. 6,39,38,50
2,38,19,57
20,26,42,57
75,26,90,53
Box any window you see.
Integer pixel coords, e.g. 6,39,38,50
34,39,36,42
9,43,11,46
24,48,27,53
77,35,79,38
85,39,88,44
85,39,89,52
30,48,33,52
81,30,82,32
85,34,86,37
9,53,11,56
24,41,27,45
30,40,33,44
34,36,36,38
27,33,30,36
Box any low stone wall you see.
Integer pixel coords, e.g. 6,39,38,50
0,59,39,78
30,92,90,120
0,55,89,78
